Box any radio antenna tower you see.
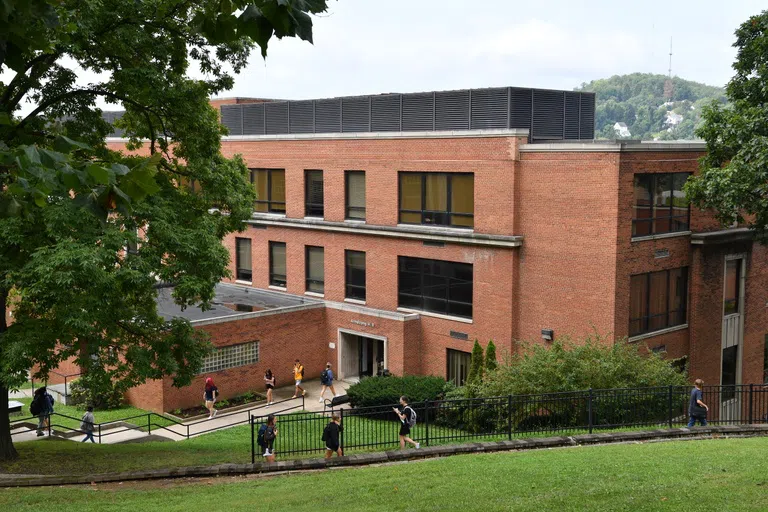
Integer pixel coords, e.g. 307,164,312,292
663,37,674,101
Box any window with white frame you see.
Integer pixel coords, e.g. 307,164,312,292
199,341,259,374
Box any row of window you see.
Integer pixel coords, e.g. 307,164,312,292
251,168,475,229
236,237,475,319
199,341,259,374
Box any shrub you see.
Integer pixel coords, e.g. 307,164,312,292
346,374,451,409
466,340,484,386
69,373,124,410
479,333,688,398
485,340,498,373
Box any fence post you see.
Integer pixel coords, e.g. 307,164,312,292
588,388,593,434
147,413,151,435
507,395,512,440
64,376,68,400
668,385,673,429
98,424,101,444
339,408,345,455
424,401,430,447
250,414,255,464
749,384,754,424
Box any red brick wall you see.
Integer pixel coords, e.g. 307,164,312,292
220,136,525,236
515,151,620,344
125,379,164,412
742,244,768,385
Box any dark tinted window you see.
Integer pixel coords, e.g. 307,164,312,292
269,242,286,287
629,267,688,337
632,173,690,237
306,246,324,293
345,171,366,220
235,238,252,281
724,259,741,316
305,170,324,217
447,349,471,386
345,250,366,300
398,257,473,319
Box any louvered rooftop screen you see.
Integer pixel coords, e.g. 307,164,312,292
101,87,596,141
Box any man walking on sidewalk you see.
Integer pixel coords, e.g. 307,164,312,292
319,362,337,403
292,359,305,398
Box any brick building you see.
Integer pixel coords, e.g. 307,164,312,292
100,86,766,413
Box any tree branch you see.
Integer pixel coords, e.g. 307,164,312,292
0,52,60,110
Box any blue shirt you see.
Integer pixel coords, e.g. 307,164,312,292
689,387,703,414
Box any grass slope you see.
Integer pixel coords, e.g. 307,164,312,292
2,438,768,511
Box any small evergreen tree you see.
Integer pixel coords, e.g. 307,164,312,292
485,340,498,373
466,340,485,386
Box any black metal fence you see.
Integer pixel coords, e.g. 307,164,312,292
250,385,768,461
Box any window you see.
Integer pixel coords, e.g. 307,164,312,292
721,345,738,401
269,242,286,287
305,246,324,294
447,349,471,386
345,250,366,301
629,267,688,337
345,171,366,220
763,334,768,384
305,170,324,217
199,342,259,373
632,173,690,237
724,259,741,316
251,169,286,213
399,172,474,228
235,238,252,281
398,256,473,319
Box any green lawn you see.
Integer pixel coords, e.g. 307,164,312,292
2,437,767,511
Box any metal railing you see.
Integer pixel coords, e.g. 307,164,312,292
249,384,768,461
9,396,305,443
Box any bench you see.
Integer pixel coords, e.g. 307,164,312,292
8,400,23,414
323,395,350,410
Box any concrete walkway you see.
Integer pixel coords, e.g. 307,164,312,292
11,379,351,445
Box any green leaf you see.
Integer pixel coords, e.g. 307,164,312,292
87,164,111,185
110,163,131,176
53,135,90,153
23,145,41,165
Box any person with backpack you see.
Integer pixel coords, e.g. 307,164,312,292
688,378,709,427
392,395,419,450
318,362,337,403
257,414,278,462
322,414,343,458
203,377,218,419
264,369,275,405
291,359,305,399
31,386,54,437
80,405,96,443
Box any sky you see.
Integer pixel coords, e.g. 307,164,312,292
225,0,765,100
3,0,765,112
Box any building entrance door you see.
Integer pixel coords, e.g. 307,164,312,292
338,330,387,382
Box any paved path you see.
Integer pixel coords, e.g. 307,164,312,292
11,379,351,445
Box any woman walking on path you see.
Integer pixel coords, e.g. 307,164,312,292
323,414,343,458
80,405,96,443
203,377,219,419
318,363,337,403
264,369,275,405
264,414,278,462
688,378,709,427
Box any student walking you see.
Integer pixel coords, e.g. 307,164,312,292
32,387,55,437
392,396,419,450
318,363,337,403
688,378,709,427
261,414,278,462
323,414,343,458
264,369,276,405
80,405,96,443
203,377,219,419
292,359,305,398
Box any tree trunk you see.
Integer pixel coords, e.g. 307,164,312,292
0,288,18,460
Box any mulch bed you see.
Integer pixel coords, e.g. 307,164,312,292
171,393,266,419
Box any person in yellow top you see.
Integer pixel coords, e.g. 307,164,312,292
292,359,306,398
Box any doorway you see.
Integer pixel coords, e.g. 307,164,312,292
721,255,745,421
338,329,387,382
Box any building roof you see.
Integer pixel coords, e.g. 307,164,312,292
156,282,320,324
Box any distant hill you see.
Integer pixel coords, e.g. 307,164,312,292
575,73,727,140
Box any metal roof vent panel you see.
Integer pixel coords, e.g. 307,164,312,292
435,90,469,130
371,94,401,131
580,93,596,139
509,88,532,130
288,100,314,134
342,96,370,133
265,102,289,134
564,92,580,139
242,103,265,135
401,92,434,131
470,87,508,129
532,90,564,139
220,105,243,136
314,98,341,133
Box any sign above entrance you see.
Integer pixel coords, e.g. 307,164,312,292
351,319,375,328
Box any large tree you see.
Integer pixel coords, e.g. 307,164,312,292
686,10,768,240
0,0,329,460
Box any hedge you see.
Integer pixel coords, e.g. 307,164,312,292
346,375,451,409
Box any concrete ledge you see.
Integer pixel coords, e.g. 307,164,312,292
3,425,768,488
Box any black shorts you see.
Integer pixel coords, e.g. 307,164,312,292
326,443,340,452
399,423,411,436
266,384,274,390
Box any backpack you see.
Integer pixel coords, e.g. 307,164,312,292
300,366,305,378
29,395,43,416
257,424,268,448
321,423,329,442
320,369,329,383
404,406,417,428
